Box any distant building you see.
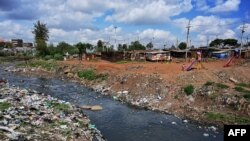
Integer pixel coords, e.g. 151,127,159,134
23,42,33,47
11,39,23,47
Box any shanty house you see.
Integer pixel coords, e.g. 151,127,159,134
146,51,171,61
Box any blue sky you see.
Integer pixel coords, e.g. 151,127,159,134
0,0,249,48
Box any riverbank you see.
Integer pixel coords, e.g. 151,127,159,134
0,82,105,141
6,59,250,127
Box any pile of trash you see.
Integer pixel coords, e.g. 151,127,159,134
0,82,105,141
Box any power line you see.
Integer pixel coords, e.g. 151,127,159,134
240,22,248,56
185,20,191,60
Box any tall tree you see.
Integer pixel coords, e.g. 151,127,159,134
146,42,153,50
97,40,103,52
32,20,49,56
122,44,128,51
118,44,123,51
178,42,187,50
75,42,86,60
223,39,238,46
57,41,72,54
128,41,146,51
209,38,223,47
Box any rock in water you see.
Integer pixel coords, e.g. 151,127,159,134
91,105,103,111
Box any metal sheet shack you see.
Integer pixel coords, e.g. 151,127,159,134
145,51,171,61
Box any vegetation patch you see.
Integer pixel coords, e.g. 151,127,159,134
205,112,250,124
22,59,58,71
234,86,250,101
184,85,194,96
78,69,96,80
236,83,250,88
0,102,12,111
204,81,214,86
116,60,129,64
216,83,229,89
46,101,70,112
77,69,108,81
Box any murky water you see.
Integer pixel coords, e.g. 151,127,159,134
0,66,223,141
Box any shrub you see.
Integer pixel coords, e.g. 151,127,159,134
78,70,96,80
184,85,194,95
216,83,229,89
54,53,63,60
204,81,214,86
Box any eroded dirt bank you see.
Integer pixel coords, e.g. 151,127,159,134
8,59,250,127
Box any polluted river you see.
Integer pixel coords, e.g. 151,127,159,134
0,65,223,141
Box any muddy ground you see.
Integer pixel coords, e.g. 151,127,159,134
9,58,250,127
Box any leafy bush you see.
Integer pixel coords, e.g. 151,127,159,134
184,85,194,95
78,70,96,80
54,53,63,60
216,83,229,89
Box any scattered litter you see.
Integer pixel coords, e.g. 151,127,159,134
183,120,188,123
171,122,177,125
203,133,209,137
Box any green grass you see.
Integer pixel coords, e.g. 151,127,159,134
46,101,70,112
116,60,129,64
234,86,250,101
20,59,58,71
216,83,229,89
0,102,11,111
204,81,214,86
77,69,96,80
205,112,250,124
184,85,194,96
77,70,108,81
235,86,245,92
236,83,250,88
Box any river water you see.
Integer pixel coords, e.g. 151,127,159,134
0,65,223,141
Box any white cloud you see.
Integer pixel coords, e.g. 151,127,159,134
0,20,32,42
173,15,239,46
106,0,193,24
209,0,241,13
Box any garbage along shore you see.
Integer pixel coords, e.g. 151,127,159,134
0,82,106,141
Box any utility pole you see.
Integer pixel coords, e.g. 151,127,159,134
206,36,209,47
176,38,179,50
240,22,247,56
114,26,117,50
247,35,249,46
185,20,191,60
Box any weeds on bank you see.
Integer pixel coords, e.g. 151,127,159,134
77,69,108,81
19,59,58,71
116,60,129,64
0,102,11,111
234,86,250,101
216,83,229,89
205,112,250,124
184,85,194,96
